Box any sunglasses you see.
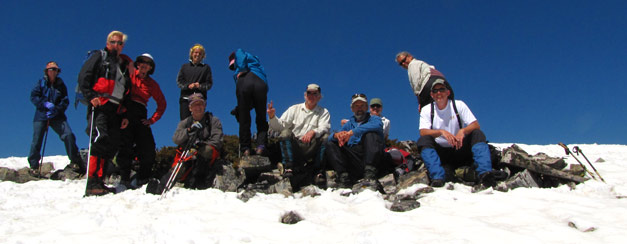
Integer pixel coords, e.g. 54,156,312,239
306,91,319,96
46,67,59,72
108,40,124,45
431,87,448,94
370,104,381,108
397,56,408,66
352,93,366,99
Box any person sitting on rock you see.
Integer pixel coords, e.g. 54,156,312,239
147,93,223,194
417,80,506,187
267,83,331,189
325,93,384,188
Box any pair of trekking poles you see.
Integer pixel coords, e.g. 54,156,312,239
558,142,605,183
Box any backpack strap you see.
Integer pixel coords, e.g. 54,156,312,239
430,100,464,129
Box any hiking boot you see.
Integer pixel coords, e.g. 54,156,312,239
430,179,445,188
255,145,266,156
364,165,377,180
479,170,508,187
314,173,326,188
28,168,41,178
85,178,114,197
337,172,351,189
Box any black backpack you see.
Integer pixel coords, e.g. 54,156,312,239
74,50,109,108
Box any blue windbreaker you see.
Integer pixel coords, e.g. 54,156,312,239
231,48,267,83
30,77,69,121
329,114,384,146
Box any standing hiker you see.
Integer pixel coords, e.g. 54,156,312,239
395,51,454,111
78,30,133,196
28,61,85,175
177,44,213,120
117,53,167,189
229,48,268,156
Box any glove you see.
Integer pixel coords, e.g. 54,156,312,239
46,109,57,119
189,121,203,132
44,102,55,110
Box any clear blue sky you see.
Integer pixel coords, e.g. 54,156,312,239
2,0,626,158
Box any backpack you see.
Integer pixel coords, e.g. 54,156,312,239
74,50,109,108
385,147,417,177
430,100,463,129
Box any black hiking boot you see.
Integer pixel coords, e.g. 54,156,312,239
337,172,351,189
478,170,509,188
430,179,445,188
85,177,114,196
364,165,377,180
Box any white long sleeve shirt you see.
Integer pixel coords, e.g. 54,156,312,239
407,59,436,96
269,103,331,139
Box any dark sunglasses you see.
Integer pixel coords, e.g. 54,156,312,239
46,68,59,72
431,87,448,94
306,91,319,96
108,40,124,45
370,104,381,108
397,56,407,66
352,93,366,99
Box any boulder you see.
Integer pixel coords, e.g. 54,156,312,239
238,155,273,180
212,160,246,192
501,145,587,183
280,211,304,224
495,169,542,192
396,168,429,190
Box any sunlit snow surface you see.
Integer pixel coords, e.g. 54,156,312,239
1,144,626,243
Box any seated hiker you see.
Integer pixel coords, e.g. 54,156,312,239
417,80,505,188
148,93,223,194
267,83,331,189
325,93,384,188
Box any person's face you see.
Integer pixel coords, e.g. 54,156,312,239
106,35,124,55
191,49,203,64
370,104,382,116
305,90,321,105
351,100,368,117
189,101,206,118
137,62,152,78
430,84,450,103
45,63,59,81
396,54,412,69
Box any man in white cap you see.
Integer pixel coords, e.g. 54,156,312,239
369,98,390,140
325,93,384,188
418,80,505,188
267,84,330,188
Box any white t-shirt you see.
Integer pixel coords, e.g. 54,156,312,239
419,100,477,147
381,116,390,138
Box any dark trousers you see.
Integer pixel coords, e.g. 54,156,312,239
87,103,123,160
236,72,268,152
279,129,327,170
325,132,384,182
28,119,82,169
117,102,157,181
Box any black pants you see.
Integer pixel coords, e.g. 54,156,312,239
87,103,123,160
117,101,157,181
236,72,268,152
325,132,384,182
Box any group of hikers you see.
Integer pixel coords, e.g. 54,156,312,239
28,30,506,197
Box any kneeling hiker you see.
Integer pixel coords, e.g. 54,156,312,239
418,80,505,187
148,93,223,194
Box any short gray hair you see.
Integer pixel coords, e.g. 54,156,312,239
395,51,411,62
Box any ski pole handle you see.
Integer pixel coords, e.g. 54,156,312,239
558,142,570,155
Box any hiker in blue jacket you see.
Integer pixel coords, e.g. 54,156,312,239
229,48,268,156
325,94,385,188
28,61,84,174
417,80,506,188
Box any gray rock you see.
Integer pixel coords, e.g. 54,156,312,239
280,211,304,224
501,145,587,183
237,189,257,202
397,169,429,190
352,179,380,194
531,152,567,170
267,178,293,197
0,167,19,182
325,170,337,189
378,173,397,195
595,158,605,163
495,169,542,192
298,185,322,198
238,155,273,178
213,160,246,192
389,199,421,212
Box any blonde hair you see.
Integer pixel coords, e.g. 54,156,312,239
107,30,128,43
189,44,206,60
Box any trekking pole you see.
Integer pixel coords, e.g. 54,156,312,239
84,107,95,194
159,131,199,200
38,120,50,177
573,146,606,183
558,142,596,180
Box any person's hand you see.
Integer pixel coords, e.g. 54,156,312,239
454,130,466,150
44,102,55,110
440,130,460,149
90,97,101,107
120,118,129,129
301,130,315,144
267,100,276,119
45,110,56,119
340,119,348,126
190,121,203,132
141,119,152,126
335,130,353,147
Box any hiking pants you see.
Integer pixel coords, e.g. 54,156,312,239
279,129,327,171
87,103,123,160
417,129,491,180
117,101,157,181
325,132,384,181
28,119,82,169
235,72,268,152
